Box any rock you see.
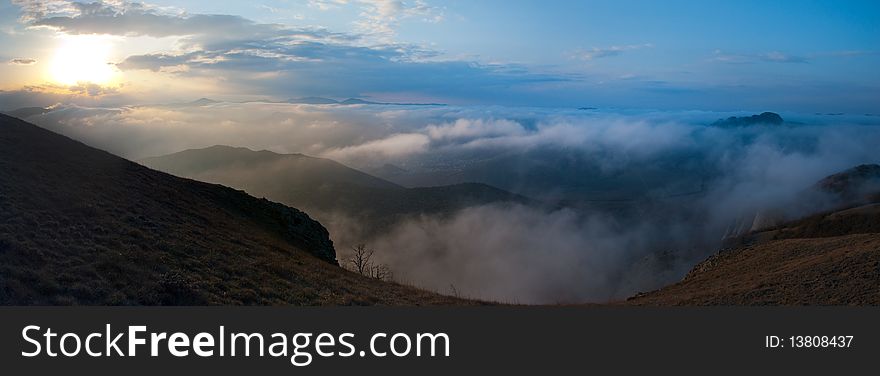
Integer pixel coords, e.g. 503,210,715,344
263,199,338,264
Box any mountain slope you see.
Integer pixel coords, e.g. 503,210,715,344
140,146,531,237
625,231,880,305
814,164,880,202
0,114,466,305
1,106,54,119
141,145,401,192
625,168,880,306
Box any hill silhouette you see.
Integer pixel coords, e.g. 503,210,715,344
0,114,467,305
1,106,54,119
711,112,784,127
140,146,531,236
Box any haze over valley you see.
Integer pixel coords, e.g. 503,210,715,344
6,102,879,303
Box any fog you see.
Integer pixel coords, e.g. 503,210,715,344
11,102,880,303
339,204,702,303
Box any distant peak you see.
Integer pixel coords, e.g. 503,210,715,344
189,98,218,105
711,112,784,127
340,98,379,105
287,97,339,104
203,144,245,150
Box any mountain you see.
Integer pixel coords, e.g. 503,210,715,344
140,146,531,237
711,112,784,127
141,145,400,191
369,163,409,179
626,165,880,305
340,98,379,105
188,98,219,106
0,114,466,305
287,97,340,104
2,106,54,119
375,147,710,207
814,164,880,202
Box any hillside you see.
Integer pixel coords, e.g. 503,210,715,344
626,185,880,305
140,146,530,236
0,114,467,305
141,145,400,191
814,164,880,202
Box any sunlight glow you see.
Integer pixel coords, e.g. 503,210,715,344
49,36,117,86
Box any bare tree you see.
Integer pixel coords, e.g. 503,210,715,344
347,244,373,276
370,263,393,281
449,284,461,298
346,243,394,281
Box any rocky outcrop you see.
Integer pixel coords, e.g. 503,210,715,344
196,184,338,265
263,199,337,264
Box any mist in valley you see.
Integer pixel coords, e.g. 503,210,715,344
11,102,880,303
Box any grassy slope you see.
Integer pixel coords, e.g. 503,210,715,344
625,204,880,305
0,114,469,305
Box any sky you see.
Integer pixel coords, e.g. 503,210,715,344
1,0,878,112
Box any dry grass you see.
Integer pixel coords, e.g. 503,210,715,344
625,204,880,306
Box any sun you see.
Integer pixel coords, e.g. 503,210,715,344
49,36,117,86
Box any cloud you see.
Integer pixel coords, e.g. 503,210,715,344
0,84,128,110
20,1,299,40
355,0,443,38
8,1,561,102
310,0,443,38
426,118,526,141
10,0,78,23
13,0,356,47
759,51,808,63
115,41,566,101
570,44,653,61
324,132,430,160
711,50,808,64
19,0,440,41
308,0,350,11
8,58,36,65
363,203,685,303
67,82,119,96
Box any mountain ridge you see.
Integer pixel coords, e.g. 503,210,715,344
0,113,467,305
140,145,531,238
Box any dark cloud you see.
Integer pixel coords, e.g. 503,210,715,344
116,40,569,100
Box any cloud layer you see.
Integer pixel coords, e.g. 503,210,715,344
11,103,880,302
